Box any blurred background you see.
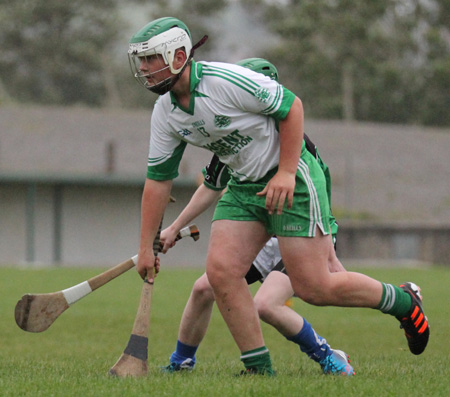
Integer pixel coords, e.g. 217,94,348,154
1,0,449,268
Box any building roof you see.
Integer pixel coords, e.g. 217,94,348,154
1,104,449,225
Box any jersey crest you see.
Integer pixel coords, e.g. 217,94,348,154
254,87,272,103
214,115,231,129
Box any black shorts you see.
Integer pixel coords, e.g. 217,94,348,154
245,260,287,285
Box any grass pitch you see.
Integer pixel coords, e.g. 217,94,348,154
1,265,449,396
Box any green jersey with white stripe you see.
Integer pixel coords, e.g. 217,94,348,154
147,60,295,182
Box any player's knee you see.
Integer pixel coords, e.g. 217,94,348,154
206,259,226,289
254,296,274,322
192,276,214,302
206,255,243,288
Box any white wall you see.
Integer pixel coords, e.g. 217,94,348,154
0,185,27,263
0,183,214,268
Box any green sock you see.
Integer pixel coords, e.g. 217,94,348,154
240,346,274,375
377,283,412,317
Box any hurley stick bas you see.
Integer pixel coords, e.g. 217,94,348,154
15,225,199,333
107,277,154,377
108,219,163,377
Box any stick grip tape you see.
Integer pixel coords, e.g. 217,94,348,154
123,334,148,361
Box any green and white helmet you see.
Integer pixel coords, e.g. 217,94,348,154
128,17,193,94
236,58,279,82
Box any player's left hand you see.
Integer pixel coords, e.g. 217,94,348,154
257,170,295,215
160,226,178,253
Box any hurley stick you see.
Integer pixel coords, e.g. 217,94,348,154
108,220,162,377
107,277,154,377
15,225,199,333
15,256,136,334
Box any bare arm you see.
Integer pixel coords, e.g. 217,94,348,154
161,184,221,252
257,96,304,214
137,178,172,281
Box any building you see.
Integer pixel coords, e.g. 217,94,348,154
1,105,449,267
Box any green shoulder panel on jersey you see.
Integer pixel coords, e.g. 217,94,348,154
270,87,295,120
147,141,187,181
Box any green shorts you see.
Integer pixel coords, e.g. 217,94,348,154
213,148,331,237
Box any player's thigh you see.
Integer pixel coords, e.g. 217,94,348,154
254,271,294,307
207,219,269,278
277,231,332,289
328,240,346,273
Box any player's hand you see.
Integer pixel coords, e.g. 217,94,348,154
136,248,156,282
257,170,295,215
160,226,178,253
154,256,161,274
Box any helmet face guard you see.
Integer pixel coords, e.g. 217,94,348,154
128,53,174,94
128,22,192,95
128,18,208,95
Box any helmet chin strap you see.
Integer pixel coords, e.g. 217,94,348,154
148,35,209,95
147,76,175,95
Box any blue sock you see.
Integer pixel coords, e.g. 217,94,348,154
170,340,198,365
286,319,331,363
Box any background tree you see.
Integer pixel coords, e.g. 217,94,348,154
0,0,448,126
0,0,125,106
150,0,228,59
0,0,229,108
245,0,449,126
416,0,450,126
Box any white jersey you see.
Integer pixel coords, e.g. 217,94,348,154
147,60,296,182
253,237,283,281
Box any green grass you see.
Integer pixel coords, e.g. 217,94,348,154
1,265,449,396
